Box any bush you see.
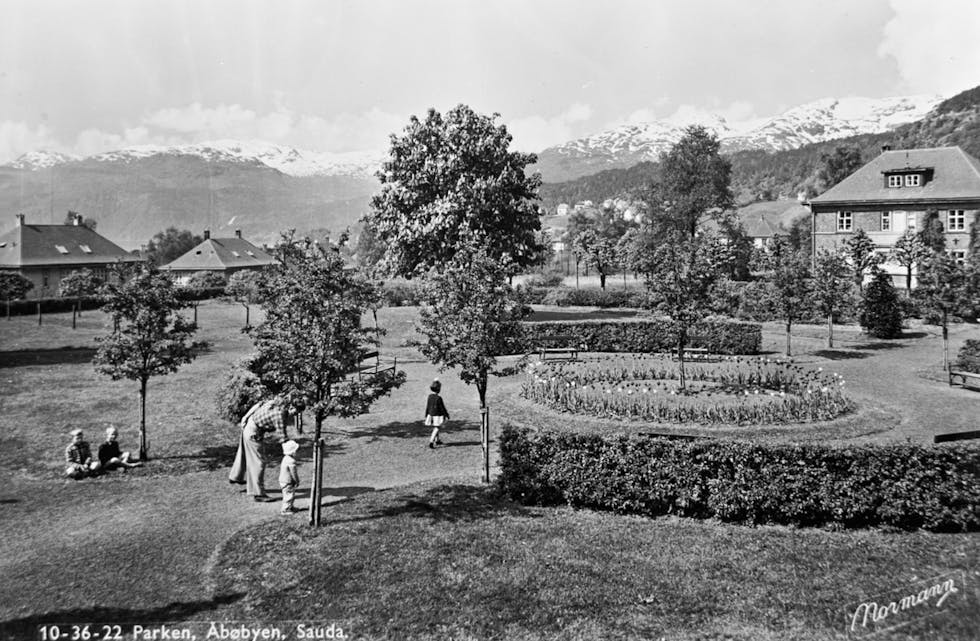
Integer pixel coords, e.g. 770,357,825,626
497,425,980,532
540,287,646,308
215,355,272,423
4,295,103,316
517,317,762,355
523,269,565,288
860,270,903,338
955,339,980,373
379,281,424,307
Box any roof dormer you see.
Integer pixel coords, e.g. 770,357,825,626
883,166,933,189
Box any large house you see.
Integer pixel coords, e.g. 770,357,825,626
162,229,276,284
808,146,980,288
0,213,141,298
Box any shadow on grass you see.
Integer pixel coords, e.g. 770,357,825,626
526,310,639,322
345,419,481,442
811,349,872,361
852,341,905,351
0,347,96,368
0,593,245,641
330,483,541,525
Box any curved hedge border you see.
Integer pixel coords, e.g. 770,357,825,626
497,425,980,532
518,317,762,355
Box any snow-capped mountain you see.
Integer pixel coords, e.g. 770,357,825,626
536,94,944,182
6,140,384,179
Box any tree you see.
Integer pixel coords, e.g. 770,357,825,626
145,228,204,266
647,125,733,239
816,145,863,192
353,219,387,276
786,215,812,257
860,268,903,339
811,248,857,348
891,229,930,291
94,265,200,460
717,218,754,280
247,233,405,523
63,210,97,230
415,244,529,410
58,268,104,318
181,271,227,324
367,104,542,277
915,251,969,369
225,270,265,329
638,230,726,390
759,237,813,356
0,271,33,317
844,229,882,290
919,209,946,253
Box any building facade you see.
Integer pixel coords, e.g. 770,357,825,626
161,229,276,284
808,146,980,288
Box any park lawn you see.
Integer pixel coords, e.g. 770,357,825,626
209,478,980,641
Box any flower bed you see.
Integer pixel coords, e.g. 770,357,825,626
522,354,854,425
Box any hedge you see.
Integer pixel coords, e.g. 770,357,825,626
955,339,980,373
497,425,980,532
4,295,104,316
540,287,647,308
518,317,762,355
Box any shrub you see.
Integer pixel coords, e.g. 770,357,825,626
955,339,980,373
497,425,980,532
215,355,272,423
540,287,646,308
524,269,566,288
860,270,903,338
517,317,762,355
379,281,424,307
4,295,104,316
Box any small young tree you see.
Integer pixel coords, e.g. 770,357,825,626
759,237,813,356
225,270,265,329
248,233,405,524
891,228,930,291
860,268,903,339
94,265,200,460
638,230,725,390
58,268,104,317
845,228,881,291
0,271,34,318
570,228,619,289
919,209,946,253
811,248,857,348
915,251,969,369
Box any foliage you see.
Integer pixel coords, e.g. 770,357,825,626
785,214,813,256
522,354,853,425
716,219,754,280
225,270,265,304
860,268,904,338
63,210,97,230
0,270,34,301
247,233,405,435
377,280,425,307
518,317,762,356
353,219,386,276
367,104,542,277
566,203,631,289
94,264,200,459
539,287,645,308
498,425,980,532
215,355,273,423
145,227,204,266
844,228,881,289
919,209,946,253
414,245,530,406
184,271,227,292
756,237,813,355
57,268,104,300
645,125,734,238
891,228,930,291
522,269,565,288
811,248,858,346
816,145,863,192
954,339,980,373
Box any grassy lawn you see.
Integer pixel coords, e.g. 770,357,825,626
209,479,980,640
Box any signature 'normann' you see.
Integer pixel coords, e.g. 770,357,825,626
850,577,959,633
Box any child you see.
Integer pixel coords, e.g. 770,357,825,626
424,379,450,449
279,440,300,514
65,429,101,479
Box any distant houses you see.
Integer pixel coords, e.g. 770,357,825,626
0,213,141,298
161,229,275,284
808,145,980,287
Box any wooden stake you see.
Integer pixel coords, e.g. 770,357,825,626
481,406,490,484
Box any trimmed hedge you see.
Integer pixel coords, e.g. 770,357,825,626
955,339,980,373
4,295,104,316
518,317,762,355
540,287,646,308
497,425,980,532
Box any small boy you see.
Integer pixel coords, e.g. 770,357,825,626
65,429,101,479
98,426,143,470
279,440,300,514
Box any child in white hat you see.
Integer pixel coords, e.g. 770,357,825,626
279,440,300,514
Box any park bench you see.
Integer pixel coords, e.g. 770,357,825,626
934,430,980,444
350,349,398,383
948,355,980,390
535,334,585,361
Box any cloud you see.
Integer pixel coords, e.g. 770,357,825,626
879,0,980,96
0,121,59,161
665,101,758,129
505,103,594,152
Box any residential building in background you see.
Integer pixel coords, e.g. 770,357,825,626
161,229,276,284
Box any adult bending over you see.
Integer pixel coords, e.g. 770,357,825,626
229,398,292,502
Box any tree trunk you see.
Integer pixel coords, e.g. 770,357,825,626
193,303,198,325
785,321,792,357
310,416,324,526
72,304,77,330
480,406,490,484
906,268,912,292
244,304,250,329
676,335,687,392
139,378,148,461
575,260,579,289
942,311,949,371
599,272,606,290
827,314,834,348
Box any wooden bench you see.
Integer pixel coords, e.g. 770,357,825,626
948,355,980,389
934,430,980,444
351,350,397,382
535,334,584,361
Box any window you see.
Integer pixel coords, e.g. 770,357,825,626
54,244,69,254
951,250,967,264
881,212,891,231
904,174,921,187
230,250,240,257
888,175,903,188
245,250,255,257
947,210,966,231
837,211,852,231
78,244,92,253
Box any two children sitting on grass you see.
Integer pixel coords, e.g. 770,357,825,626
64,426,142,479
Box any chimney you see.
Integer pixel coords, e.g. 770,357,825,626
73,213,82,226
881,144,892,153
235,229,242,239
203,229,210,240
16,213,25,226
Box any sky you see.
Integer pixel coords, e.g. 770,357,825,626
1,0,979,163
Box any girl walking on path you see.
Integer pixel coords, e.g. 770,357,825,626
424,379,450,449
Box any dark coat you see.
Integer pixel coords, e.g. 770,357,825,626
425,392,449,419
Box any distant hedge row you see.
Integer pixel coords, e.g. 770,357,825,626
518,317,762,355
4,296,103,317
497,426,980,532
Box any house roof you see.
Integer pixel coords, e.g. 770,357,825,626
699,201,809,238
809,146,980,206
162,236,276,271
0,222,141,268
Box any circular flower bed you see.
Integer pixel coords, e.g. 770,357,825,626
522,354,854,425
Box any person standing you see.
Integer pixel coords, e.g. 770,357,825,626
424,379,450,449
229,398,292,502
279,440,300,515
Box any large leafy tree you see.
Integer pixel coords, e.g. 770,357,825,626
816,145,863,192
811,248,856,348
94,265,200,460
914,251,969,370
145,227,204,266
367,104,542,277
647,125,733,239
891,228,930,291
567,204,630,289
63,210,97,231
415,243,529,410
637,230,726,390
758,237,814,356
248,233,405,523
844,228,882,291
0,271,34,305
